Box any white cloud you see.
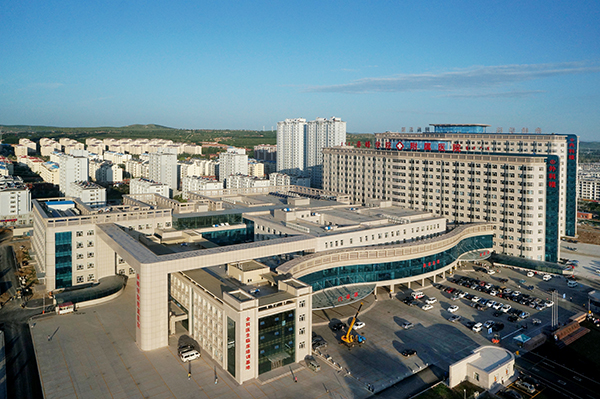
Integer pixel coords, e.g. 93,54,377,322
305,62,600,94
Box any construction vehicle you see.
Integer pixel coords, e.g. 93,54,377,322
340,302,366,346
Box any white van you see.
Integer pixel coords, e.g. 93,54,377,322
542,274,552,281
567,280,578,288
411,291,424,299
179,349,200,362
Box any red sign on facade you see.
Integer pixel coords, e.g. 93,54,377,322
245,316,251,370
136,275,140,329
452,143,461,152
396,142,404,150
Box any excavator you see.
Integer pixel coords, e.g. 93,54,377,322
340,302,366,346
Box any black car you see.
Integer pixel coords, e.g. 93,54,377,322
330,321,345,332
507,315,519,323
521,375,541,388
466,321,476,329
503,389,522,399
493,310,503,317
492,322,505,332
401,349,417,357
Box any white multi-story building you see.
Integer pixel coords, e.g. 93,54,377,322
0,176,32,227
89,160,123,183
218,147,248,182
69,181,106,207
374,124,579,239
19,138,37,153
579,178,600,201
305,117,346,188
14,145,32,157
268,172,310,187
276,117,346,187
103,151,132,164
276,118,306,176
226,174,270,189
130,178,170,198
181,176,223,198
39,138,62,156
40,162,60,185
125,159,149,179
247,160,264,178
58,153,89,197
149,148,178,196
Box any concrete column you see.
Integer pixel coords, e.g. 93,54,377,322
407,281,411,289
433,274,436,283
422,278,425,287
136,265,169,351
443,270,445,280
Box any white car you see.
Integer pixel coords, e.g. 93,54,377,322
472,322,483,332
483,320,495,329
544,300,554,307
486,300,497,308
425,297,437,304
493,302,503,310
543,274,552,281
511,291,521,297
179,349,201,363
448,305,459,313
527,271,535,277
501,304,512,313
421,304,433,311
487,269,496,275
471,296,480,302
353,321,366,330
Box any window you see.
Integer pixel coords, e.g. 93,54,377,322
77,253,84,260
77,276,84,283
129,268,135,274
299,300,306,308
299,341,305,349
299,327,305,335
88,263,94,269
87,252,94,258
88,274,95,282
76,242,83,249
77,264,84,270
87,230,94,236
76,231,83,237
87,241,94,247
299,314,305,322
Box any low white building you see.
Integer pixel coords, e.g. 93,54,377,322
181,176,223,198
130,178,170,198
449,346,516,390
69,181,106,207
269,173,310,187
226,174,270,189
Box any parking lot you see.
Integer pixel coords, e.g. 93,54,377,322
310,262,591,396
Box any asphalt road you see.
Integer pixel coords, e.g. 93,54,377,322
0,244,43,399
516,351,600,399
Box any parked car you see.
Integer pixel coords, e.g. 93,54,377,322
527,271,534,277
448,305,459,313
449,315,462,323
401,349,417,357
425,297,437,304
501,304,512,313
503,389,523,399
515,380,536,394
330,321,345,332
353,321,366,330
402,322,414,330
421,304,433,311
493,302,503,310
483,320,495,329
472,322,483,332
543,274,552,281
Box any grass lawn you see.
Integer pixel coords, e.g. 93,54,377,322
414,381,483,399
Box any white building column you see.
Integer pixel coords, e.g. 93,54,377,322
136,265,169,351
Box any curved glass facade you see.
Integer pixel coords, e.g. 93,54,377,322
298,235,493,292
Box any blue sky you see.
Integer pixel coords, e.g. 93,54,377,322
1,1,599,139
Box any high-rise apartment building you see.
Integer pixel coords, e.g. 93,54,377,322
58,153,89,197
218,147,248,183
323,124,578,263
276,117,346,187
148,148,177,197
253,144,277,162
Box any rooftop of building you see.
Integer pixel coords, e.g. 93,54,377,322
72,180,104,190
467,346,514,373
430,123,491,127
34,197,156,219
0,176,27,191
180,263,303,306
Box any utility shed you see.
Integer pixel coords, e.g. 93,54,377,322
449,346,515,390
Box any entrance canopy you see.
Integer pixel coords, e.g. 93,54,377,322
513,334,531,343
311,283,376,310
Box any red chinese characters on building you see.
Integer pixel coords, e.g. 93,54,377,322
548,160,557,189
375,141,381,148
136,275,140,329
438,143,446,152
356,141,361,148
424,142,431,151
452,143,461,152
410,142,417,150
365,141,371,148
385,141,391,149
245,317,251,370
